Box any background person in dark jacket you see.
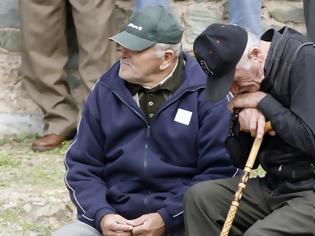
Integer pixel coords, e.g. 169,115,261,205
184,24,315,236
53,7,238,236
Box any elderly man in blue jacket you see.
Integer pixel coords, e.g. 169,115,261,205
53,6,238,236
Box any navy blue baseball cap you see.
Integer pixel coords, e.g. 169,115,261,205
194,23,248,101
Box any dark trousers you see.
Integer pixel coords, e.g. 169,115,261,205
304,0,315,42
184,177,314,236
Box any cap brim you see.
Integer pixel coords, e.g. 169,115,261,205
109,31,156,51
205,69,235,101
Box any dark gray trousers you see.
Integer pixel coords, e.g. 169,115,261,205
184,177,314,236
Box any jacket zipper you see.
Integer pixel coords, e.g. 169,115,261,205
144,125,151,210
111,85,204,210
111,90,152,209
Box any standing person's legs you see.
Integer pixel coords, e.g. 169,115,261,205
69,0,116,100
135,0,170,11
303,0,315,42
244,190,314,236
228,0,262,36
53,220,102,236
19,0,79,149
184,177,271,236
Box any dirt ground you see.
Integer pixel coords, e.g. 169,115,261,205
0,137,75,236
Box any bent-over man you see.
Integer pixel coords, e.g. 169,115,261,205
184,23,315,236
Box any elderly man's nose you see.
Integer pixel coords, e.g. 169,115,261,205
121,47,130,56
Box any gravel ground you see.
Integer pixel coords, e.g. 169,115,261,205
0,138,75,236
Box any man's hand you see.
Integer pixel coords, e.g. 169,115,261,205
128,213,166,236
237,108,276,138
238,108,266,138
228,91,269,138
100,214,133,236
228,91,267,111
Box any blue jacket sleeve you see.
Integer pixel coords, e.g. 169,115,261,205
64,90,115,232
158,95,238,233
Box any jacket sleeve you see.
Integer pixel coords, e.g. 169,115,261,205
64,89,116,232
257,51,315,157
158,95,239,233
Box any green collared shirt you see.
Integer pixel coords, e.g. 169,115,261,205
126,55,184,123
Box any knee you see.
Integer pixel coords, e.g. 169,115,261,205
184,182,203,207
184,181,217,209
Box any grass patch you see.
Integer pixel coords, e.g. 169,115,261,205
0,136,73,235
21,223,50,235
0,207,21,224
0,134,37,145
0,137,67,187
250,165,266,177
0,151,21,167
45,140,72,155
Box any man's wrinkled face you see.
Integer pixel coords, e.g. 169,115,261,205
119,46,163,85
230,60,263,95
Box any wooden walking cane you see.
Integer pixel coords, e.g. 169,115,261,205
220,121,273,236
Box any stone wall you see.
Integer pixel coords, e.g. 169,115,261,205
0,0,306,139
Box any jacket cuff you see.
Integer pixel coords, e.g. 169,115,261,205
158,208,172,234
257,94,283,122
158,207,183,234
95,207,117,232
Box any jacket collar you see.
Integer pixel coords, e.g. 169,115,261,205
99,52,207,101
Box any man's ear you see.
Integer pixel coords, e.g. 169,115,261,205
160,50,175,70
248,47,263,62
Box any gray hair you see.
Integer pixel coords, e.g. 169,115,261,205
237,31,260,69
154,42,182,58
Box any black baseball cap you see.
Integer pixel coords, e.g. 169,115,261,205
193,23,248,101
110,6,183,51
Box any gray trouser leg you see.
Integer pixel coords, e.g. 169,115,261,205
52,221,102,236
244,190,314,236
184,177,270,236
184,177,314,236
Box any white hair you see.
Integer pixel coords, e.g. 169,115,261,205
237,31,260,69
153,42,182,58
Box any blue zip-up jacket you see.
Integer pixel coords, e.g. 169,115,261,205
65,53,238,233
